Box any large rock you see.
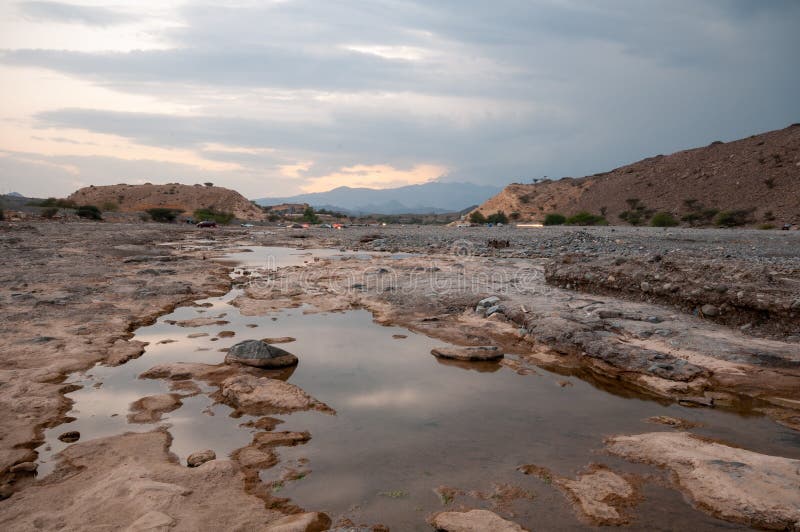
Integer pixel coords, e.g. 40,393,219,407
607,432,800,529
186,450,216,468
219,375,334,415
430,509,527,531
225,340,298,368
265,512,331,532
430,346,504,362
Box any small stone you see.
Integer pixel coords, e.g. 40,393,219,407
477,296,500,308
187,449,216,467
431,346,503,362
57,430,80,443
640,281,651,292
701,304,720,317
431,509,527,531
484,304,505,317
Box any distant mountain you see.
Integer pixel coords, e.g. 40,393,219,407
7,192,23,197
255,182,503,215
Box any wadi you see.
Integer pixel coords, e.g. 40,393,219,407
1,124,799,531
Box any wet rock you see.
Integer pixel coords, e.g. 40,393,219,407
645,416,701,429
484,304,505,317
186,449,216,467
232,447,278,470
554,465,637,525
701,304,720,317
430,509,527,531
678,396,714,408
10,461,37,473
58,430,80,443
217,330,235,338
127,393,183,423
252,431,311,448
265,512,331,532
607,432,800,529
431,346,504,362
224,340,298,368
261,336,296,344
175,317,230,328
477,296,501,308
219,374,333,415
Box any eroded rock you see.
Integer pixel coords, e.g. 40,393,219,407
128,394,183,424
186,450,216,468
225,340,298,368
607,431,800,529
219,375,333,415
430,346,504,362
430,509,527,531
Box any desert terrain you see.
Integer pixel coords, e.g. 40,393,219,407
0,220,798,530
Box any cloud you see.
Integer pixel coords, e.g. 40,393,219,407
1,1,799,198
17,1,133,26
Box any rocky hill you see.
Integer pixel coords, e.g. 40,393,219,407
475,124,800,226
67,183,265,220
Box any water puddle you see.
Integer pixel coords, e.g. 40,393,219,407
38,247,800,530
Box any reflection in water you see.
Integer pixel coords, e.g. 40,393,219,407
38,247,800,531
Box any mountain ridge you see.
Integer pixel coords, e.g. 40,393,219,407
256,181,502,215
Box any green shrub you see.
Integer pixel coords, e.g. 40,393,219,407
194,208,234,225
715,209,753,227
469,211,487,224
510,211,520,221
302,206,320,223
650,212,679,227
566,211,607,226
619,198,654,226
29,197,77,209
76,205,102,220
486,211,508,224
146,208,182,223
543,213,566,226
41,207,59,219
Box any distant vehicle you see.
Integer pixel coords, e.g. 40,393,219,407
196,220,217,228
319,223,332,228
240,223,254,227
782,224,792,231
289,223,304,229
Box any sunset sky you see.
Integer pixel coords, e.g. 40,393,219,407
1,1,798,198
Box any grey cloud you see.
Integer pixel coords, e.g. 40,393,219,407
17,1,133,26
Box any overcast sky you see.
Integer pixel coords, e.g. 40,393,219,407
1,1,798,198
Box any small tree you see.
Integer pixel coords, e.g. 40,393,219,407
715,210,753,228
76,205,102,220
204,182,214,187
486,211,508,224
42,207,59,219
469,211,487,224
302,206,320,223
543,213,566,226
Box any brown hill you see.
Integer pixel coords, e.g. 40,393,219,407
476,124,800,226
68,183,265,221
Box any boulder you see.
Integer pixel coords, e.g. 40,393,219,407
430,509,527,531
265,512,331,532
58,430,80,443
219,374,334,415
186,449,216,467
225,340,298,368
431,346,503,362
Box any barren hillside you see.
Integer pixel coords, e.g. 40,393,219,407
68,183,265,220
476,124,800,226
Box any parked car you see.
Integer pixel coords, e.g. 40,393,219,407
240,223,254,227
196,220,217,228
319,223,333,228
289,223,304,229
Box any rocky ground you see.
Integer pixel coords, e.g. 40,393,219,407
1,220,799,530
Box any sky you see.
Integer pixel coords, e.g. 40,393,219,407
0,0,798,199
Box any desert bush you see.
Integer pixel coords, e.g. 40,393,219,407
543,213,566,226
619,198,654,226
76,205,102,220
486,211,508,224
650,212,679,227
510,212,520,220
566,211,607,226
715,209,753,227
146,208,182,223
41,207,59,219
469,211,487,224
29,197,76,209
267,213,280,222
194,208,234,224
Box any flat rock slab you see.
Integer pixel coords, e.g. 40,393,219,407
265,512,331,532
430,509,527,531
431,346,504,362
606,431,800,529
128,394,183,424
225,340,298,368
219,375,334,415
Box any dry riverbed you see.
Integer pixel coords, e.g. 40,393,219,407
1,221,799,530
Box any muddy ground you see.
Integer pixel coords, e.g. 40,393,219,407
0,221,798,530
